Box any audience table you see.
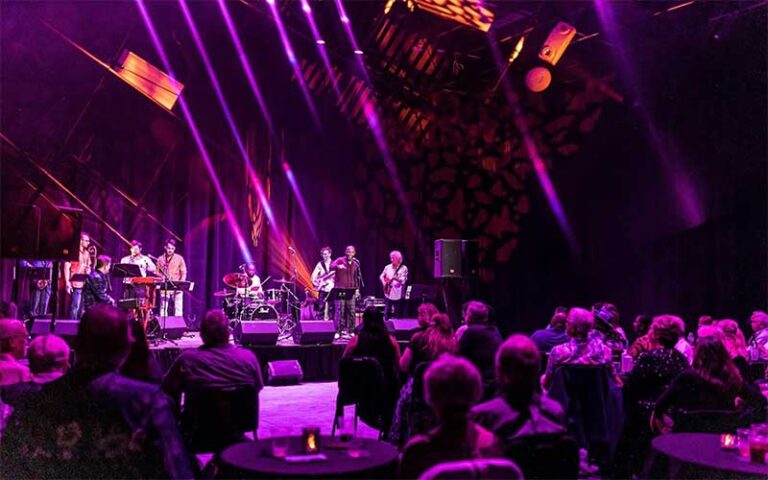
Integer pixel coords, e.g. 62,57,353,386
219,436,398,479
648,433,768,479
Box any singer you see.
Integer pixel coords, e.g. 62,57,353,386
330,245,361,337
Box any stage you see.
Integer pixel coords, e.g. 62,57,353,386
150,332,351,383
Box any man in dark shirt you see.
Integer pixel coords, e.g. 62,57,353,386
530,307,569,354
330,245,361,337
82,255,114,311
458,301,502,391
162,309,263,404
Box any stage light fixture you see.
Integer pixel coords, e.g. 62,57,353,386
538,21,576,66
316,39,326,45
116,50,184,111
525,66,551,93
507,35,525,64
354,49,364,55
411,0,494,32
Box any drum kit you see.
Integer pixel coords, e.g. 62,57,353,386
215,272,300,339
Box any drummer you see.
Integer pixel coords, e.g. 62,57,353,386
238,262,264,301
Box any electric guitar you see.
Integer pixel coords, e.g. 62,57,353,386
312,270,335,290
383,265,405,297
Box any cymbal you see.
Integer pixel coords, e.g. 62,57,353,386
272,277,294,284
223,272,249,288
213,290,235,297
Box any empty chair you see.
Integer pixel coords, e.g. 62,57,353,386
333,356,390,436
504,433,579,479
673,408,748,433
419,458,523,480
181,385,259,453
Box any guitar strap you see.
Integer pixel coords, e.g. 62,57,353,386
321,260,329,275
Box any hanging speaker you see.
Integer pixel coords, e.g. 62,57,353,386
538,21,576,66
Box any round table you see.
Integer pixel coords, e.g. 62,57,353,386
651,433,768,478
220,436,399,479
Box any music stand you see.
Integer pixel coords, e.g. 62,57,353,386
329,287,357,302
157,279,194,344
111,263,142,280
69,273,88,284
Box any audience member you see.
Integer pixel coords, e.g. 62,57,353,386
400,313,457,374
416,303,439,332
0,319,30,386
717,319,750,379
163,309,263,405
120,319,162,383
398,355,502,479
472,335,566,442
0,301,18,319
1,304,193,478
1,334,70,407
457,301,502,390
697,315,715,328
652,336,767,433
531,307,569,354
542,307,618,390
672,316,694,364
747,310,768,361
591,302,628,353
627,314,657,359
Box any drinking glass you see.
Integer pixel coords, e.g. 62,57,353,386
270,427,291,458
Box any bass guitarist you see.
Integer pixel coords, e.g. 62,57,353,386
379,250,408,320
311,247,335,320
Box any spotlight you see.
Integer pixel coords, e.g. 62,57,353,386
353,49,364,55
316,39,326,45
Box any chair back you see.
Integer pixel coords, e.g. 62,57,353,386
673,408,748,433
411,361,433,404
504,433,579,479
336,356,388,429
181,385,258,453
419,458,523,480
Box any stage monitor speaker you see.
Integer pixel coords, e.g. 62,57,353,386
53,319,80,344
434,239,479,278
293,320,335,345
159,316,186,340
236,322,279,346
266,360,303,386
31,318,53,336
386,318,421,341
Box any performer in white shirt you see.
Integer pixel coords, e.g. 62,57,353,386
120,240,157,299
238,262,264,301
311,247,335,320
379,250,408,320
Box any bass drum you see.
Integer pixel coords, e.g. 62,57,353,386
241,303,279,322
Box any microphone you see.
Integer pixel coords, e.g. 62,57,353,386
239,264,246,271
288,246,296,254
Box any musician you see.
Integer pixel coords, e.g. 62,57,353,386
311,247,334,320
63,232,93,319
238,262,263,300
120,240,157,299
20,260,53,317
83,255,115,311
156,239,187,317
379,250,408,320
330,245,361,337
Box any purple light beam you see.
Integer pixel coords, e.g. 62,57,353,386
299,0,341,99
282,161,319,245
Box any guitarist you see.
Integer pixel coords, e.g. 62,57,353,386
311,247,335,319
379,250,408,320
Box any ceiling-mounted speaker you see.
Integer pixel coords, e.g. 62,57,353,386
538,22,576,67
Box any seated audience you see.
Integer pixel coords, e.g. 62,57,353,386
672,316,694,364
457,301,502,389
472,335,566,441
747,310,768,361
400,313,457,374
627,314,656,359
698,315,715,328
163,309,263,406
120,319,162,383
0,301,18,319
542,307,618,390
0,319,30,386
531,307,570,354
398,355,502,479
718,319,750,379
415,303,439,333
1,304,193,478
591,302,628,353
1,334,70,407
652,336,767,433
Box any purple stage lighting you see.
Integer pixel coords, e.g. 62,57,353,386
300,0,341,97
135,0,253,264
282,161,319,245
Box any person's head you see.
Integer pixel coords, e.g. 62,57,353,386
698,315,714,328
244,262,257,277
422,313,457,358
424,354,482,422
697,325,725,344
95,255,111,273
651,315,683,349
550,307,568,330
361,308,387,334
463,301,489,325
27,334,70,376
164,239,177,256
200,309,230,347
320,247,332,261
633,314,653,337
603,303,620,326
345,245,356,259
693,335,742,394
390,250,403,266
0,319,28,359
0,301,18,319
416,303,439,329
129,240,142,256
76,305,134,373
566,307,594,339
495,335,541,404
751,311,768,334
717,319,747,359
80,232,91,249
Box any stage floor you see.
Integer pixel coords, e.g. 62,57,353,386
149,332,351,382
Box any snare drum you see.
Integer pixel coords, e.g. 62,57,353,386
241,303,279,322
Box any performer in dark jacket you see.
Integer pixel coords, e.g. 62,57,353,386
83,255,115,311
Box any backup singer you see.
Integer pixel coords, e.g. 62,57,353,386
311,247,334,320
63,232,93,319
331,245,361,337
156,239,187,317
83,255,115,311
379,250,408,320
120,240,156,299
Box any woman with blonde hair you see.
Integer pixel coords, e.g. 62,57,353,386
400,313,458,374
